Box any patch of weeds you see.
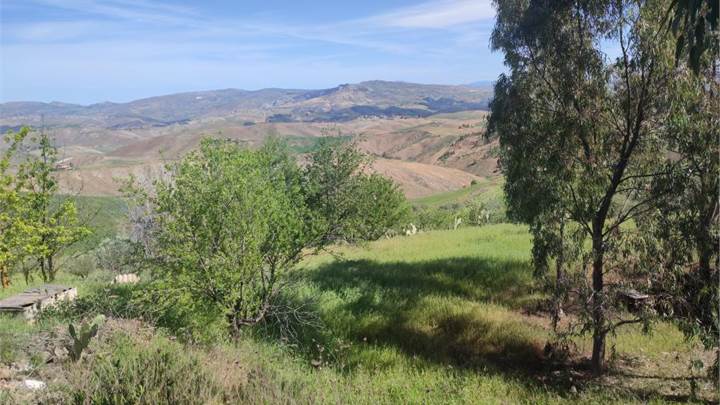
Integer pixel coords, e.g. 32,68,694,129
0,335,19,364
63,332,243,404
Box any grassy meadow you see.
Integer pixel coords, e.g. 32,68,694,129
411,176,504,208
64,195,128,253
1,223,715,404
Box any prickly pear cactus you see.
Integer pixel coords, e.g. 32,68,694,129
66,321,99,362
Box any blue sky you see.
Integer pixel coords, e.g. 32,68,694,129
0,0,503,104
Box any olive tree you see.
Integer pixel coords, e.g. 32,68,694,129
131,138,407,334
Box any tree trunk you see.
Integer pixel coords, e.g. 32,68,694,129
47,255,55,282
39,258,48,282
591,231,606,375
552,223,566,329
556,221,566,291
0,265,9,288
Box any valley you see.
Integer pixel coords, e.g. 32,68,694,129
1,81,499,198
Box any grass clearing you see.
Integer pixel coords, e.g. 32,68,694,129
411,177,503,207
236,225,712,403
70,195,128,252
1,225,715,403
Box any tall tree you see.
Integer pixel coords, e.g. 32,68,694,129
641,32,719,363
490,0,676,373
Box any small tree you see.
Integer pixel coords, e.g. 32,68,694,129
0,128,36,288
21,131,89,282
130,138,407,335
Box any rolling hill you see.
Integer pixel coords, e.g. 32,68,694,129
1,81,499,198
0,81,492,129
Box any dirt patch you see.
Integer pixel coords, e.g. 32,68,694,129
371,159,481,198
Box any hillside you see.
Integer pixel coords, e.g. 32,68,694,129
48,112,498,198
0,81,492,129
1,82,498,199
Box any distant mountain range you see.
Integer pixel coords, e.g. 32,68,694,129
0,80,493,130
464,80,496,88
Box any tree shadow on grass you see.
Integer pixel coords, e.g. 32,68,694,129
308,256,536,310
259,256,713,402
280,256,551,376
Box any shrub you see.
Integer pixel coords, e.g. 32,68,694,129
94,237,137,274
64,255,96,279
125,138,407,335
40,285,144,323
412,206,456,230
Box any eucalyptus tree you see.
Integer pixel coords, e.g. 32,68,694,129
490,0,677,374
640,33,719,364
667,0,719,72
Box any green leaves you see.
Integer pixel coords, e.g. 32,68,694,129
0,127,90,286
669,0,719,73
302,138,408,245
0,127,36,287
489,0,698,373
135,137,407,333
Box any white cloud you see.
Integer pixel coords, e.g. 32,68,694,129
8,20,116,41
371,0,495,29
0,0,503,102
29,0,200,26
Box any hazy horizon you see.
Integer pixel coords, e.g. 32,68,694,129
0,0,504,104
0,79,496,106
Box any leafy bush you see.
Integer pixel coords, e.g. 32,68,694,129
64,254,96,279
412,205,456,230
94,237,137,274
124,138,408,335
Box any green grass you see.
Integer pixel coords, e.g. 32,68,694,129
65,195,128,253
412,177,504,208
1,224,711,403
229,225,704,403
